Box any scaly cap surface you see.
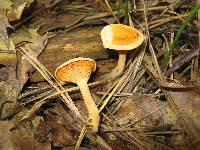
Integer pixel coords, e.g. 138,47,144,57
55,57,96,84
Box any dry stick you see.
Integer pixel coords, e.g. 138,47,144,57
151,1,180,21
146,48,199,90
145,13,187,26
165,48,200,76
95,0,111,12
133,5,172,12
84,5,171,21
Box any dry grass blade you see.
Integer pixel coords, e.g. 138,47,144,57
20,99,46,121
74,127,86,150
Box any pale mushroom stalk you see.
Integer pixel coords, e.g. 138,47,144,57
77,80,100,133
106,51,127,79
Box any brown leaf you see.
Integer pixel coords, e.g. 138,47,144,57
0,0,12,9
0,121,51,150
35,105,80,147
11,28,40,45
7,0,33,22
114,94,171,127
17,34,47,87
173,89,200,126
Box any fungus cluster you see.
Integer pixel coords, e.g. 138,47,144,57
55,24,144,134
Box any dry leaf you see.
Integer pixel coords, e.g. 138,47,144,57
0,53,16,65
11,28,40,45
0,36,16,65
0,121,15,150
0,121,51,150
114,94,172,127
0,0,12,9
7,0,34,22
0,37,15,50
173,89,200,126
0,34,47,119
0,10,13,48
17,34,47,87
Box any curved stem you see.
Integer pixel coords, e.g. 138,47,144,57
115,51,127,73
104,51,127,79
78,80,100,133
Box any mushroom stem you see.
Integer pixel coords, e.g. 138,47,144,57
77,80,100,133
104,51,127,79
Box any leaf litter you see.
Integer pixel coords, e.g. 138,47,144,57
0,0,200,150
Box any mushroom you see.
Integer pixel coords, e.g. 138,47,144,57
100,24,144,79
55,57,100,133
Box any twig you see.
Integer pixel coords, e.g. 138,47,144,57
165,48,200,76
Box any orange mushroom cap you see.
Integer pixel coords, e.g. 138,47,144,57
55,57,96,84
101,24,144,50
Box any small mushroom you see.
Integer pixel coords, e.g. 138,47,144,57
101,24,144,79
55,57,100,133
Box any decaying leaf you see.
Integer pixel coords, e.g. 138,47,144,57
0,0,12,10
0,37,15,50
0,121,15,150
173,89,200,126
11,28,40,45
0,9,13,48
0,34,47,119
0,121,51,150
17,33,47,87
114,94,172,127
7,0,34,22
0,37,16,65
0,81,19,119
0,28,41,65
0,53,16,65
35,106,80,147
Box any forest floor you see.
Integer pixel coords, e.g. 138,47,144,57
0,0,200,150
